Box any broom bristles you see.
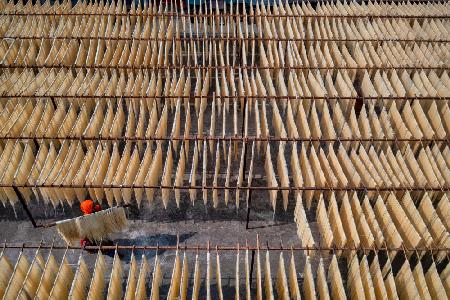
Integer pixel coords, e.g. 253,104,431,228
56,219,81,246
56,206,128,245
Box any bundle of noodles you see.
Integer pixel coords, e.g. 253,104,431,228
0,253,13,298
161,142,173,209
244,249,251,300
35,252,59,299
294,193,315,250
212,142,221,209
303,255,316,300
347,254,365,300
206,250,211,300
284,253,299,300
2,251,30,299
134,255,149,300
369,254,388,300
56,206,127,245
17,249,45,299
174,144,186,208
264,143,278,211
179,253,189,300
425,261,446,300
317,257,330,300
167,250,182,300
202,140,208,205
150,254,163,300
106,251,123,300
360,255,376,300
191,253,200,300
68,255,90,300
87,251,106,300
216,251,224,300
124,252,138,300
413,261,431,299
49,254,74,299
395,259,419,299
255,245,263,300
328,254,346,300
441,262,450,295
382,255,399,299
276,253,290,300
264,251,274,299
316,195,333,248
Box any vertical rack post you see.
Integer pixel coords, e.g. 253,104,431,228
240,96,253,229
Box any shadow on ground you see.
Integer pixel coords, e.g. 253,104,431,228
113,232,196,261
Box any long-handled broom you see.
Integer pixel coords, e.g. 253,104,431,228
55,206,128,246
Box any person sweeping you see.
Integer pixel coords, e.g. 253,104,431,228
55,199,128,255
79,199,116,256
79,199,103,248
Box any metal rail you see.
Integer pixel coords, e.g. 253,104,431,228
0,11,448,19
0,136,446,143
1,64,447,71
3,184,449,191
0,95,447,101
2,36,448,43
1,242,448,252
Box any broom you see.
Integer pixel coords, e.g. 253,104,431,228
56,206,128,246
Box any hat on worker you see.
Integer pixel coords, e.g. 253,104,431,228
80,199,94,215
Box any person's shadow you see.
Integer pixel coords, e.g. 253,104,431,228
113,232,196,261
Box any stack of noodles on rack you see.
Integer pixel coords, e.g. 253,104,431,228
0,0,448,209
0,242,448,299
56,206,128,246
0,0,448,255
297,191,450,261
0,93,448,209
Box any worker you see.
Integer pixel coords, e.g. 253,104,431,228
80,199,102,249
79,199,115,257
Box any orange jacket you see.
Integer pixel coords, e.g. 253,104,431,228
80,200,101,215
